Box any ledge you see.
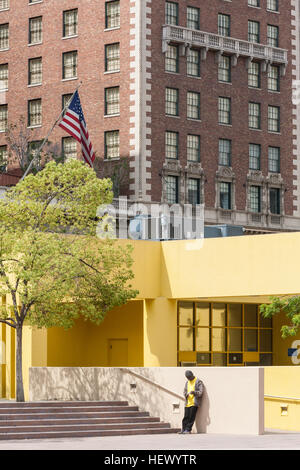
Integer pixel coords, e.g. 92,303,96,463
162,25,288,72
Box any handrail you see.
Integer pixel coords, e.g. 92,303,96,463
120,368,185,402
264,395,300,402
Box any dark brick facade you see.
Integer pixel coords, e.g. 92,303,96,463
150,0,294,218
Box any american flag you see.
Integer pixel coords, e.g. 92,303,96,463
59,91,95,167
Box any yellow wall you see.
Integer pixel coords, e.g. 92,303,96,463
143,298,177,367
160,234,300,299
265,367,300,431
47,300,144,368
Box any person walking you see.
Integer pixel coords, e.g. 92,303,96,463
179,370,203,434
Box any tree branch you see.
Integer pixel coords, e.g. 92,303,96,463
0,318,16,329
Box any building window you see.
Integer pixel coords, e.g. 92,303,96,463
219,139,231,166
249,102,261,129
218,97,231,125
248,62,260,88
165,131,178,159
177,302,273,367
268,65,280,92
62,93,72,110
270,188,280,215
249,143,261,170
165,1,178,25
187,6,200,30
62,137,77,160
218,14,230,37
105,43,120,73
0,24,8,50
249,185,261,213
248,0,260,6
165,45,179,73
165,87,179,116
28,140,42,163
187,49,200,77
188,178,200,205
0,145,7,171
0,104,7,132
63,9,78,38
105,130,119,159
218,55,231,83
105,1,120,29
62,51,78,79
187,134,200,162
268,146,280,173
248,20,260,43
268,105,280,132
187,91,200,120
0,63,8,90
0,1,9,10
29,17,42,44
28,57,42,85
267,25,279,47
28,99,41,127
105,87,120,116
220,182,231,210
165,175,178,204
267,0,278,11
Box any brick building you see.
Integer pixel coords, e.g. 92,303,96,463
0,0,298,232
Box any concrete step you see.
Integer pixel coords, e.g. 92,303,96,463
0,422,170,433
0,401,128,408
0,416,160,427
0,411,150,420
0,401,179,440
0,427,181,440
0,405,139,414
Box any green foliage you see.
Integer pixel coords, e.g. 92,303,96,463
0,160,139,330
260,296,300,339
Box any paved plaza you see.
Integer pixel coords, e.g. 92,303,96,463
0,430,298,450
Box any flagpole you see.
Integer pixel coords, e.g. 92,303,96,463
20,82,83,181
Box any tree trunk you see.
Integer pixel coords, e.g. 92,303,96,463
16,324,25,402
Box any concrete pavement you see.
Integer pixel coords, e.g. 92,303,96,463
0,430,299,450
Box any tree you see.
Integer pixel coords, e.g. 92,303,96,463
2,116,66,176
0,160,138,401
95,156,130,198
260,296,300,338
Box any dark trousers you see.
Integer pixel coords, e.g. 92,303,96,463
182,406,198,432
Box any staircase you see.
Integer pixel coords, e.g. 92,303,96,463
0,401,181,440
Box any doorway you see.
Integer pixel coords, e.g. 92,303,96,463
108,339,128,367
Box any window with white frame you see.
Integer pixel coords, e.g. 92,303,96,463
165,87,179,116
105,43,120,72
105,87,120,115
28,58,42,85
219,139,231,166
268,105,280,132
218,97,231,125
63,9,78,37
0,1,9,10
62,137,77,160
0,24,8,50
105,130,119,159
268,146,280,173
165,131,178,159
28,99,41,127
187,91,200,120
187,6,200,30
249,102,261,129
0,104,7,131
105,1,120,29
29,17,42,44
165,45,179,73
268,65,280,92
249,143,261,170
187,134,200,162
63,51,77,79
0,63,8,90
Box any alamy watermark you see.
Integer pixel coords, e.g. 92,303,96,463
96,198,205,241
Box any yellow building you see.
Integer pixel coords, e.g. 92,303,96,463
1,232,300,430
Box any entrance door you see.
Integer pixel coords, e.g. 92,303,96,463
108,339,128,367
